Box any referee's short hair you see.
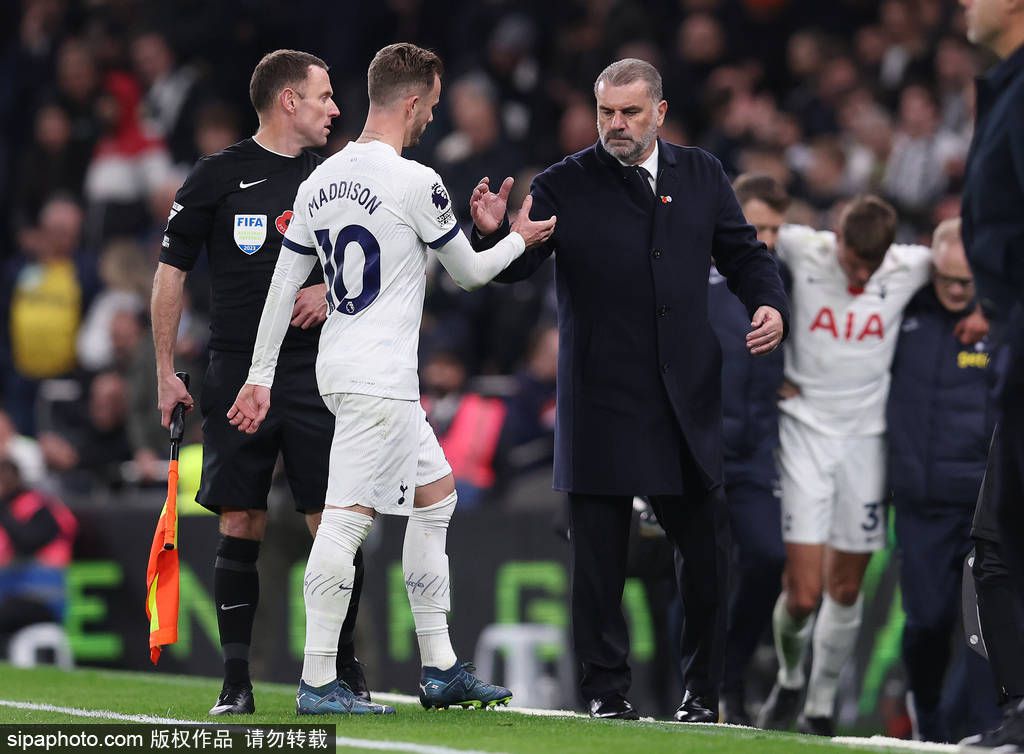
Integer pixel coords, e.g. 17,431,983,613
367,43,443,107
250,49,328,114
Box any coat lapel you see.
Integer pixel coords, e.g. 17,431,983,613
651,139,677,252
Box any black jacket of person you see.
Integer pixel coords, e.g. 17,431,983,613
708,265,784,485
962,43,1024,324
887,286,998,508
475,139,789,495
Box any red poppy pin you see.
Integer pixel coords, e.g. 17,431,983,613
275,210,294,235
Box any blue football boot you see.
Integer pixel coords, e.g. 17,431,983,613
418,662,512,710
296,679,395,715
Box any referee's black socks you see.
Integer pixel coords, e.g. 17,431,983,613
214,535,261,687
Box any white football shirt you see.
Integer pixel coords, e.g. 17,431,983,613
247,139,524,400
776,224,932,436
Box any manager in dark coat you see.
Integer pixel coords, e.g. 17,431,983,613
470,59,789,722
959,0,1024,745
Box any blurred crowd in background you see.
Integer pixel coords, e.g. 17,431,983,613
0,0,983,502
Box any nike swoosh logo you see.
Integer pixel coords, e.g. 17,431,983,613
239,179,268,189
220,603,250,611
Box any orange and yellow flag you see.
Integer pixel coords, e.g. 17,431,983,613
145,458,180,664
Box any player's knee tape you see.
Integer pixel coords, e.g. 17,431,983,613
403,491,457,615
303,508,374,655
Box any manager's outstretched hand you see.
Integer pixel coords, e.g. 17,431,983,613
470,176,514,235
227,384,271,434
510,195,556,248
747,306,784,355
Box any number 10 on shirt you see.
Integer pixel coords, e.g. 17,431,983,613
314,225,381,315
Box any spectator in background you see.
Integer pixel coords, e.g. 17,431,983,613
435,73,523,223
51,38,102,189
83,71,173,244
193,103,242,159
76,239,152,373
2,197,97,436
495,325,558,489
38,371,133,493
421,348,506,509
887,218,1001,742
712,173,788,725
0,412,44,489
882,83,966,235
131,29,211,167
15,104,89,230
0,458,76,647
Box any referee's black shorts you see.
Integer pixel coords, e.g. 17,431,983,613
197,348,330,514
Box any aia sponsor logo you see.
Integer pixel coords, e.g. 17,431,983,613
809,307,884,341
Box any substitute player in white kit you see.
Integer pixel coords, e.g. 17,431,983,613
758,196,931,735
226,43,556,715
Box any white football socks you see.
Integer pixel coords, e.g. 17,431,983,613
772,592,815,689
403,491,458,671
804,593,863,719
301,507,374,688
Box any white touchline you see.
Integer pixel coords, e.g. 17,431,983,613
0,700,509,754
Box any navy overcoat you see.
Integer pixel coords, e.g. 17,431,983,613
478,139,789,495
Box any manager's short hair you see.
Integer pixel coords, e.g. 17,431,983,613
368,43,444,107
250,49,328,114
594,58,663,103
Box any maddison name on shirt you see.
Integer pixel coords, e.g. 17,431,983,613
307,180,382,217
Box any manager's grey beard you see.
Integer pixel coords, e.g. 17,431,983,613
600,126,657,164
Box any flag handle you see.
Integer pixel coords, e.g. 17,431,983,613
163,371,190,551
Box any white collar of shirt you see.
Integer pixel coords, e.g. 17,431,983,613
617,142,659,192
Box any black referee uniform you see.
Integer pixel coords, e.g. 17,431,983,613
161,137,365,700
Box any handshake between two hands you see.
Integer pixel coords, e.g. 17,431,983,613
470,176,556,248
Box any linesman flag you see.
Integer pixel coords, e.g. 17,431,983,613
146,371,189,665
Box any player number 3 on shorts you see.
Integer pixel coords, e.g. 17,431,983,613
314,225,382,315
861,501,881,532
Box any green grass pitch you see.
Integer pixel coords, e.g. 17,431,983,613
0,664,932,754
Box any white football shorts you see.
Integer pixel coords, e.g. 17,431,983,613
322,393,451,516
777,414,887,552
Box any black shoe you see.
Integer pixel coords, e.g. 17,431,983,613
757,683,802,730
797,714,835,737
959,699,1024,751
337,657,371,702
209,683,255,715
720,690,752,726
588,694,640,720
673,690,718,723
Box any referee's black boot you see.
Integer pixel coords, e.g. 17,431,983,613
673,690,718,723
337,656,371,702
588,693,640,720
209,682,255,715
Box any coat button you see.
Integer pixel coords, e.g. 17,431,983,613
657,305,670,317
652,249,662,258
662,363,670,373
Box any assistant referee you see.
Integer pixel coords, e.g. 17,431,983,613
151,50,367,715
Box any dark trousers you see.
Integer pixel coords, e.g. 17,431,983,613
722,476,785,695
568,484,730,704
896,502,1000,738
995,337,1024,590
974,537,1024,703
